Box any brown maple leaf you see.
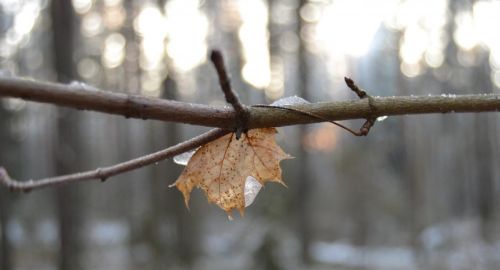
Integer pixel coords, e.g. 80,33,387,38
170,128,292,218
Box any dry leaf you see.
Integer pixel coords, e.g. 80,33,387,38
170,128,292,218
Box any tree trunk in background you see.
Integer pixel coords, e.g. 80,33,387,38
144,77,198,269
400,72,423,248
120,1,153,266
51,1,84,269
0,6,10,266
0,109,13,270
296,0,312,263
0,194,10,270
123,0,141,94
473,58,494,240
163,78,198,268
445,0,467,220
393,22,424,254
0,192,11,270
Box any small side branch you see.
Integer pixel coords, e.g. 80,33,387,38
210,50,248,137
209,50,246,116
345,77,376,136
344,77,367,99
0,129,229,192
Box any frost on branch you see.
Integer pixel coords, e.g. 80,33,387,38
270,95,310,106
170,128,292,219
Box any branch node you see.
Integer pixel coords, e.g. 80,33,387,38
367,96,377,112
22,185,32,193
359,117,376,136
235,128,245,140
0,167,31,192
96,168,107,182
210,49,248,138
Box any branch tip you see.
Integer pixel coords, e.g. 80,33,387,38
344,76,367,99
209,50,222,64
344,76,354,87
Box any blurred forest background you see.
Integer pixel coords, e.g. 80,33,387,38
1,0,500,269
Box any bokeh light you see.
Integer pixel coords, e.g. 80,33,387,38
164,0,208,73
81,12,103,37
104,0,122,7
473,1,500,50
238,0,271,89
454,11,477,51
135,5,167,73
265,56,285,100
134,5,166,38
304,123,338,153
102,33,126,69
103,4,126,30
72,0,92,14
391,0,448,77
13,2,40,36
2,1,42,49
315,0,387,57
77,58,100,79
492,70,500,89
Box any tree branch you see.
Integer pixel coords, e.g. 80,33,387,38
0,129,229,192
0,77,232,126
1,77,500,130
2,75,500,192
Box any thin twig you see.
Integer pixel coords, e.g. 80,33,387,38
2,76,500,128
344,77,376,136
344,77,367,99
209,50,246,115
209,50,248,137
0,129,229,192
